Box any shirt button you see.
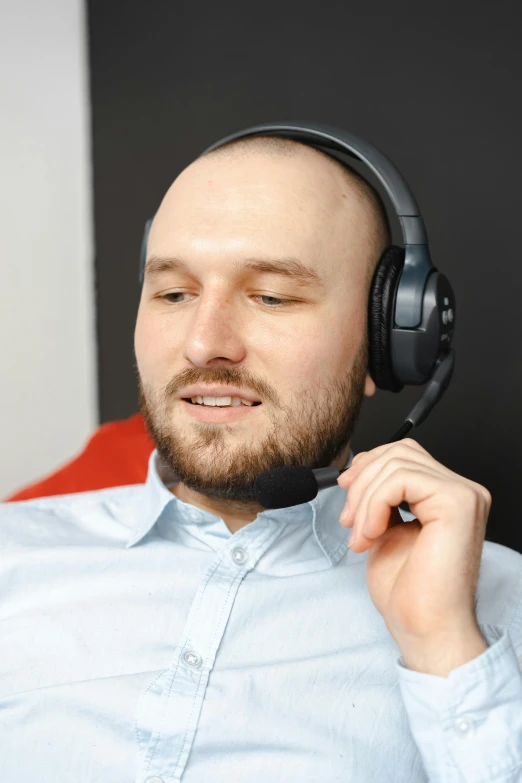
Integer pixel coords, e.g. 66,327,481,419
231,546,247,565
455,716,474,735
187,508,202,522
183,650,202,668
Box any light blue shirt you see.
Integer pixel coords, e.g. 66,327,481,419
1,448,522,783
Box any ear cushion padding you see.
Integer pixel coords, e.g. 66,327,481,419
368,245,405,392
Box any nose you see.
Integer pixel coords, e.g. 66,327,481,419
183,292,246,367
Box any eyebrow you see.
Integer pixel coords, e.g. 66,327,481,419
145,255,324,288
237,258,324,287
144,256,190,280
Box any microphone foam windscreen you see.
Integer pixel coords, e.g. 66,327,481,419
255,466,318,509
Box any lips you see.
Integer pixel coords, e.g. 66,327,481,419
178,386,261,404
180,397,260,422
188,395,255,407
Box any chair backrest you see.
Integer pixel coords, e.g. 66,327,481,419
4,413,154,502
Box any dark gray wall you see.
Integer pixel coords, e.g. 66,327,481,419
88,0,522,551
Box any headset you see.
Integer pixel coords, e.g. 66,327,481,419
139,122,456,446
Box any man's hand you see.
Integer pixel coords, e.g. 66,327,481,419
338,438,492,676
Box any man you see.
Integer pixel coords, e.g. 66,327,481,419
1,133,521,783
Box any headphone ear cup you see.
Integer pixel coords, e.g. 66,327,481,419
368,245,406,392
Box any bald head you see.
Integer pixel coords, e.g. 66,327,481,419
199,135,391,293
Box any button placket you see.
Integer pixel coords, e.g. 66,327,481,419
454,716,474,736
182,650,202,669
135,519,283,783
231,546,248,565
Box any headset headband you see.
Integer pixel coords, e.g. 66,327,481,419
202,122,427,246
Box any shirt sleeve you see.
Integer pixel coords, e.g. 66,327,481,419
396,625,522,782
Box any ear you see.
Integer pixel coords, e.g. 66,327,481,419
364,373,376,397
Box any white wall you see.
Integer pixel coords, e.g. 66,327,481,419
0,0,97,497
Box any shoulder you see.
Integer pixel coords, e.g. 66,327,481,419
476,540,522,645
0,483,146,548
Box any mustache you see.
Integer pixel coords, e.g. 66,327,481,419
165,366,280,407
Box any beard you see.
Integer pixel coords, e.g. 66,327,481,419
138,342,369,504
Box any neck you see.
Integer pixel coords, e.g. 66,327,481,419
170,484,261,534
168,443,352,534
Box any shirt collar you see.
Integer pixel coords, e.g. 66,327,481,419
126,448,354,565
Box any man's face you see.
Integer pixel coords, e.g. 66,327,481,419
134,146,377,502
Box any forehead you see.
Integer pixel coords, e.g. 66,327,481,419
149,149,371,282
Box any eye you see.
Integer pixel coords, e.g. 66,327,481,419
161,292,193,304
158,292,297,307
255,294,297,307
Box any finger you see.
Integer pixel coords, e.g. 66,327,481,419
348,467,440,552
338,439,434,492
363,466,441,536
348,505,405,552
353,438,427,466
340,452,451,527
350,459,449,528
353,467,457,551
347,463,439,548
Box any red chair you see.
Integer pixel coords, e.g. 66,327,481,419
4,413,154,502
